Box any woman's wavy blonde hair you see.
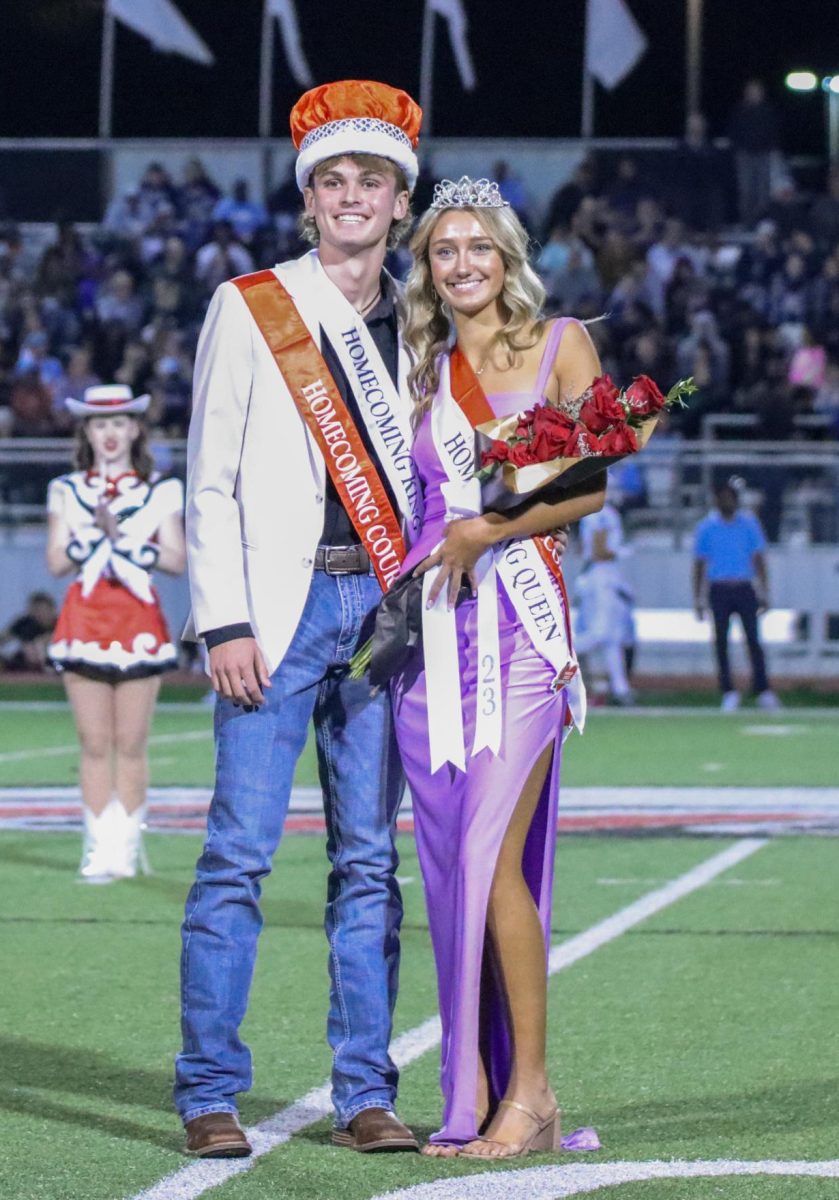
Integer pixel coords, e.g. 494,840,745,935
403,203,547,413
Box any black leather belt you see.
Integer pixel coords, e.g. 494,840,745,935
314,544,371,575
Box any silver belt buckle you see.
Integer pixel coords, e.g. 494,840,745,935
325,546,362,575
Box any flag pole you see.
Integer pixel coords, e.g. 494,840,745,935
99,1,116,138
581,0,595,139
685,0,703,120
419,1,435,137
581,68,595,139
259,0,275,138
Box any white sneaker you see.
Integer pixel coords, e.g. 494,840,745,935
721,691,741,712
757,689,782,711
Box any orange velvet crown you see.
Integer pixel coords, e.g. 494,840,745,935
290,80,422,192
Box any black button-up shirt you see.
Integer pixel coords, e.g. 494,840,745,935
319,273,400,545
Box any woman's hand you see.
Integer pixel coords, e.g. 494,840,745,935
94,500,120,541
415,516,494,608
549,524,570,556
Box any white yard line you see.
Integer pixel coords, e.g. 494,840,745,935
0,730,211,765
366,1159,839,1200
546,839,764,973
127,837,766,1200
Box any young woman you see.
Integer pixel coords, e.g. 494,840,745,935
46,386,185,883
394,179,605,1157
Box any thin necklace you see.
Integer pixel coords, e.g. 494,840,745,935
357,286,381,318
474,337,499,376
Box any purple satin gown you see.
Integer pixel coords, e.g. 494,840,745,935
392,318,575,1145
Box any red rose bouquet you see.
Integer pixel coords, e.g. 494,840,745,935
476,374,695,510
349,373,693,685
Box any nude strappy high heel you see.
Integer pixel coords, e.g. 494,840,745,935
460,1099,562,1158
420,1101,493,1157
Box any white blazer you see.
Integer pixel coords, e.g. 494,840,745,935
185,251,411,675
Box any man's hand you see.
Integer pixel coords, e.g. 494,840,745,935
209,637,271,706
415,516,494,609
694,601,706,621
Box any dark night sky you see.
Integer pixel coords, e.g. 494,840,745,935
0,0,835,154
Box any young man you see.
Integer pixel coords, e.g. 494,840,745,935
175,80,424,1157
693,480,780,712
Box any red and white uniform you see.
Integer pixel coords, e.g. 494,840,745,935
47,469,183,681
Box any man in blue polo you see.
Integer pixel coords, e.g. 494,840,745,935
693,480,780,712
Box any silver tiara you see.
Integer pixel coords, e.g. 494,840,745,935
430,176,509,210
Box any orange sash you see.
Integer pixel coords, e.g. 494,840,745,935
233,270,406,589
449,345,575,652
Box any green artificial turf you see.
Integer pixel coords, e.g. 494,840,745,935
0,832,836,1200
2,680,837,707
1,706,836,789
561,1186,839,1199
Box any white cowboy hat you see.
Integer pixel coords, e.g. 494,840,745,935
65,384,150,419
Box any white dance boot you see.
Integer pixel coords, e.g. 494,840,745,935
78,800,151,882
79,801,121,884
108,801,151,879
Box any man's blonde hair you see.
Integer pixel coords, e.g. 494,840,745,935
298,153,412,249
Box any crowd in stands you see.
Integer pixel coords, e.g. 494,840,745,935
0,590,56,672
0,158,285,441
2,83,839,458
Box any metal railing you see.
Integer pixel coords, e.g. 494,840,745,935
2,437,837,546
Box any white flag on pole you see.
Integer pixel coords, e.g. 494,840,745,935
585,0,647,90
429,0,476,91
267,0,314,88
109,0,214,65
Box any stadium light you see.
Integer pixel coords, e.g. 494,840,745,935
785,71,818,92
784,69,839,162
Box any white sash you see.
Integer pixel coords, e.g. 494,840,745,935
423,357,503,771
427,357,583,769
288,251,424,542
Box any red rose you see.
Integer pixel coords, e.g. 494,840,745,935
594,424,639,455
578,375,625,434
565,423,601,457
530,404,576,460
508,440,538,467
480,439,511,468
625,374,666,417
532,404,574,435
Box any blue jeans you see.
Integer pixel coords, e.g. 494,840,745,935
174,569,404,1127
